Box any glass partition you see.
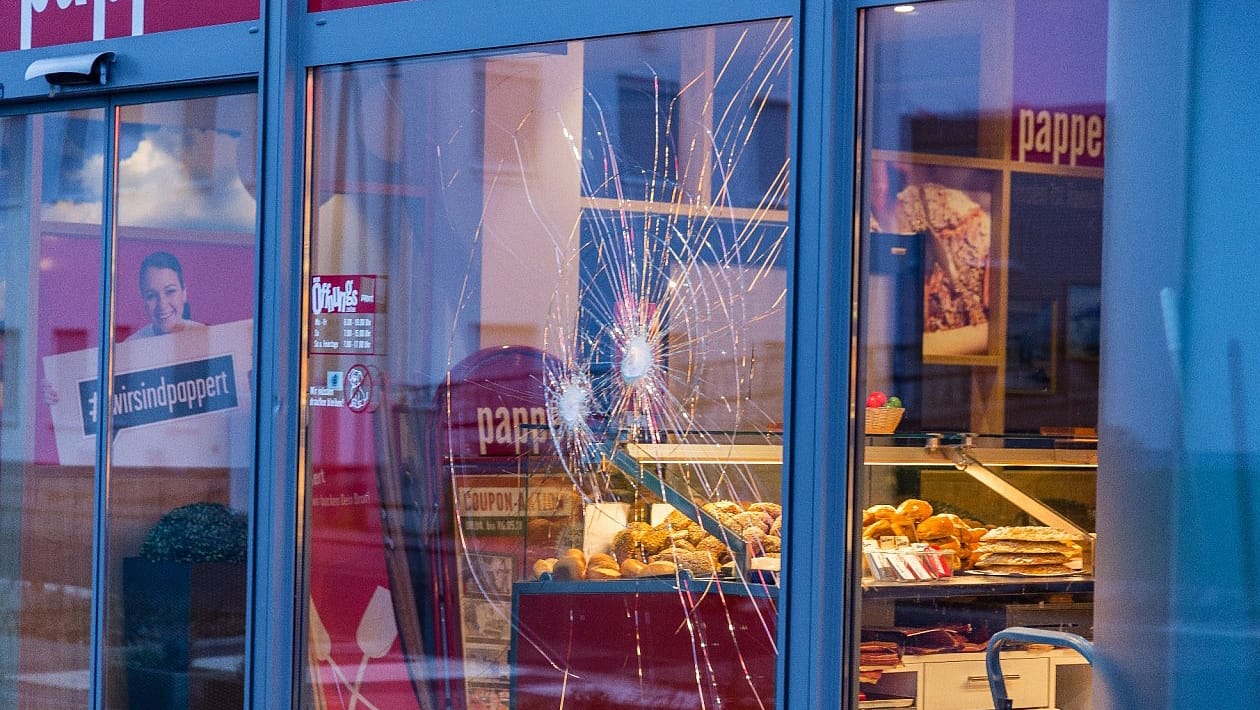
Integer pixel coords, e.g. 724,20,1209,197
854,2,1106,708
101,93,258,710
0,108,106,709
301,20,793,710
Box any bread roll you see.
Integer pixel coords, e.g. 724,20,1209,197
532,557,557,578
585,565,622,580
863,504,897,525
889,515,917,539
895,498,933,523
552,555,585,581
663,510,694,530
863,519,894,539
731,511,773,533
916,514,957,540
587,553,618,571
620,559,647,578
643,560,677,576
748,502,782,518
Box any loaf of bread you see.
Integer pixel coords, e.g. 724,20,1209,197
981,526,1086,543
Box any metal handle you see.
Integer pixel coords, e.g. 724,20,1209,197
967,674,1020,683
986,627,1095,710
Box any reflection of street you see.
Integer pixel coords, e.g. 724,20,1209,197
0,576,89,704
0,622,244,705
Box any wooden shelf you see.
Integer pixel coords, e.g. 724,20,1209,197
862,574,1093,601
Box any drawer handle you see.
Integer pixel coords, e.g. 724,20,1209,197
966,674,1021,683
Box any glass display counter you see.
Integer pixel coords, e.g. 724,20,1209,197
510,431,1096,708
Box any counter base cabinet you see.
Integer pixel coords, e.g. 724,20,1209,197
865,651,1090,710
511,580,777,710
922,657,1048,710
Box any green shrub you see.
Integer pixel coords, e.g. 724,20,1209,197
139,503,247,563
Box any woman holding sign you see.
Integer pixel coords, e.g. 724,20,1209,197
127,251,205,340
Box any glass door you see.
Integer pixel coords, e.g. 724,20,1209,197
852,1,1105,709
299,20,794,710
1,88,258,710
1,106,107,709
100,91,258,710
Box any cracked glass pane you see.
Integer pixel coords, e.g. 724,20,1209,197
302,19,792,710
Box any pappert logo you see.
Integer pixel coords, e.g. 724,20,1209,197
10,0,258,51
17,0,138,51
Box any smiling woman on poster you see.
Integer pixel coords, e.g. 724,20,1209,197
126,251,206,340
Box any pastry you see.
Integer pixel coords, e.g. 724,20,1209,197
916,514,957,540
974,552,1071,567
974,563,1076,576
895,498,933,523
532,558,557,578
981,526,1086,543
973,540,1080,556
585,565,622,580
863,504,897,525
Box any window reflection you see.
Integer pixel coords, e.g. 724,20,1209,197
304,20,792,710
98,93,257,710
1,108,105,709
856,1,1104,708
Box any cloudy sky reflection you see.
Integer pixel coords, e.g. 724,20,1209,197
42,121,256,234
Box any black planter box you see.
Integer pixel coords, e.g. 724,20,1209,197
122,558,246,710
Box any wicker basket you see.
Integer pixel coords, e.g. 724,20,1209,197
865,406,904,435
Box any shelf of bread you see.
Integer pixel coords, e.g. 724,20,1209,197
523,441,785,585
524,435,1095,588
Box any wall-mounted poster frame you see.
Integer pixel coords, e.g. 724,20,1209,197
1005,298,1058,395
869,151,1005,365
1067,283,1101,361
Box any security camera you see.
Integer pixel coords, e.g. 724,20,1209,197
25,51,115,91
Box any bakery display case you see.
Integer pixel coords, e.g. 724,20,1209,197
858,432,1096,710
510,428,1095,708
510,431,784,709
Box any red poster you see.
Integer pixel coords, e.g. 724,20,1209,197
1,0,258,52
309,0,408,12
432,346,578,710
306,345,571,710
306,400,426,710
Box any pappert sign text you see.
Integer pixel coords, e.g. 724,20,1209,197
77,354,240,435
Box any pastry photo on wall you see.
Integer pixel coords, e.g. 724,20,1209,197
870,159,998,358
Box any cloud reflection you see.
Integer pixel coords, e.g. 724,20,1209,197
42,130,256,234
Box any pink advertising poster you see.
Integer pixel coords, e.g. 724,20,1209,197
34,234,256,465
